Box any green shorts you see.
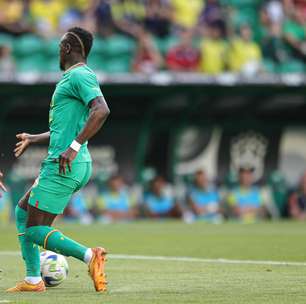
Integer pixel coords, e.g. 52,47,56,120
28,161,92,215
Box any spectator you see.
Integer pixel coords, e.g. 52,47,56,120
226,166,268,222
199,23,227,74
187,170,222,222
143,176,182,218
288,172,306,220
166,29,200,71
144,0,172,38
29,0,66,37
228,24,262,75
198,0,225,36
95,175,137,223
64,191,93,224
132,30,163,73
283,8,306,61
59,0,92,33
0,0,28,34
94,0,115,37
0,45,14,74
262,22,289,69
171,0,204,29
111,0,146,37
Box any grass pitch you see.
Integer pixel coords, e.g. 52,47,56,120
1,221,306,303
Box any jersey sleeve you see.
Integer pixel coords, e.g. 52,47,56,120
71,70,103,106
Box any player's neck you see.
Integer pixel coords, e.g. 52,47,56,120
64,59,86,72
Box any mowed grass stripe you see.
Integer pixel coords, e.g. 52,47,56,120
1,251,306,267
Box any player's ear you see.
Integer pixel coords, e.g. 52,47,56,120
65,42,71,54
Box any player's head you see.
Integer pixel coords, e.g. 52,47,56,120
59,27,93,70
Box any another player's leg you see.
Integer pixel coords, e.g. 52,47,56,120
7,189,45,292
25,205,107,292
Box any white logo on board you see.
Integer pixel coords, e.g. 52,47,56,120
230,131,268,181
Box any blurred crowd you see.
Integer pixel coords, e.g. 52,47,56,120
0,0,306,74
1,166,306,224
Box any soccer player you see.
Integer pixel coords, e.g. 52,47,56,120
7,27,110,293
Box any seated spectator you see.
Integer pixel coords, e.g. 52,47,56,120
187,170,222,222
171,0,204,29
132,30,163,73
226,166,268,222
228,24,262,75
111,0,146,37
144,0,172,38
198,0,225,36
95,0,115,37
283,8,306,61
64,190,93,225
166,29,200,71
288,171,306,220
0,0,28,34
0,45,14,74
262,22,289,67
199,23,226,74
29,0,66,37
143,176,182,218
96,175,137,223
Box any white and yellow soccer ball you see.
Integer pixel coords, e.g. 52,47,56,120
40,251,69,287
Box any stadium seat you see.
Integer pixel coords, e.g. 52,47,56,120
277,60,305,74
88,35,135,73
13,35,46,72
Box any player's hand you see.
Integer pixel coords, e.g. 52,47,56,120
0,171,7,197
59,147,77,175
14,133,32,158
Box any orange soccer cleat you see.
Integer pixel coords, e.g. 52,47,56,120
6,280,46,292
88,247,108,292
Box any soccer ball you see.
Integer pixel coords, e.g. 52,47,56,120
40,251,69,287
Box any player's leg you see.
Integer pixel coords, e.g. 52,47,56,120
25,162,107,292
7,188,45,292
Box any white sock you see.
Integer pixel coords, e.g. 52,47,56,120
84,248,93,265
25,276,42,284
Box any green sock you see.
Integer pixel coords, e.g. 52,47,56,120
26,226,88,262
15,206,41,277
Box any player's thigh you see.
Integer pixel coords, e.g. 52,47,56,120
18,186,34,210
28,162,77,215
75,162,92,192
27,204,57,227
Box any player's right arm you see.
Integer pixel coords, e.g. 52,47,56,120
14,132,50,158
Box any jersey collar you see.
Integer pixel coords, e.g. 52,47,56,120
64,62,85,74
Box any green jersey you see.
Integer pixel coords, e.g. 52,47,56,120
47,64,103,163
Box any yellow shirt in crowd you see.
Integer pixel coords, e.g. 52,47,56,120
227,39,262,72
200,39,227,74
112,0,146,22
171,0,204,28
0,0,24,24
30,0,66,32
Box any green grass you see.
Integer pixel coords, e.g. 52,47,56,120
1,221,306,303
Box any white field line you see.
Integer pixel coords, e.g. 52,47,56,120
0,251,306,267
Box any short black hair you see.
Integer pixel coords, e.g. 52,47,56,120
66,27,93,58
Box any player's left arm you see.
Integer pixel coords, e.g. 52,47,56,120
59,96,110,174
